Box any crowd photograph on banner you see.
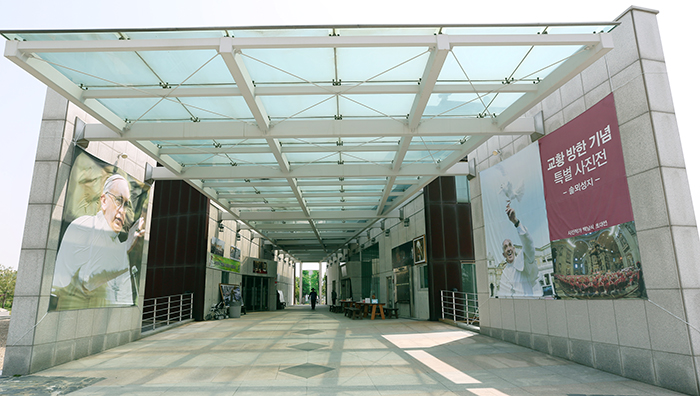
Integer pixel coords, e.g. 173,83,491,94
551,221,644,298
50,148,150,311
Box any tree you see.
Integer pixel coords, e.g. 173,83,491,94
0,265,17,309
294,277,299,304
302,270,319,303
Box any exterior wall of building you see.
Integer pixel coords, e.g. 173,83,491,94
206,205,294,312
145,180,209,320
326,258,340,305
327,192,427,319
471,7,700,395
3,89,157,375
274,255,295,308
424,176,475,321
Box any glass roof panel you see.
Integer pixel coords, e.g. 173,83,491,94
261,95,336,119
338,94,414,118
441,46,533,82
337,185,385,193
510,45,583,81
178,96,254,120
423,93,485,117
169,154,219,165
308,205,377,211
409,136,462,144
154,139,211,147
305,197,379,204
97,97,192,121
337,48,429,82
221,186,293,194
218,152,280,164
483,92,526,115
278,137,338,146
37,52,159,87
260,198,299,204
393,184,414,191
340,151,394,163
338,137,399,145
403,151,444,163
138,50,234,85
278,137,401,149
230,198,268,203
155,139,268,147
287,152,340,165
242,48,335,83
300,185,341,192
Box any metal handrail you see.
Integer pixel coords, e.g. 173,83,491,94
440,290,479,327
141,293,194,332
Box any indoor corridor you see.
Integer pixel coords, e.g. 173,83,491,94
0,306,686,396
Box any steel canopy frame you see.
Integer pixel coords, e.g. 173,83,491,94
3,25,614,263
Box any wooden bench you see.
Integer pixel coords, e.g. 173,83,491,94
346,307,363,320
330,305,342,313
384,307,399,319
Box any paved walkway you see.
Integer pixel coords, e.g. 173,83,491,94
2,306,687,395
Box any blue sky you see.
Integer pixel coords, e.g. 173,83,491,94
1,0,697,269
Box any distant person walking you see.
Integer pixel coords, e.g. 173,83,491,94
309,288,318,310
331,289,337,306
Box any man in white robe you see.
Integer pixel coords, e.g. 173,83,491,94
53,174,144,309
497,204,543,298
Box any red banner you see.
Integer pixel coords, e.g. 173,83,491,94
538,94,634,241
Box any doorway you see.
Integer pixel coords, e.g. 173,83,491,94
242,275,269,311
386,276,394,308
341,278,352,300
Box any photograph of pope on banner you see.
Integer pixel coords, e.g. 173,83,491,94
50,148,150,311
481,143,553,298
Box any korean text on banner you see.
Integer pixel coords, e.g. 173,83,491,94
538,94,634,241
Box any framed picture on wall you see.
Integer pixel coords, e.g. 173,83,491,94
413,235,426,264
220,283,241,305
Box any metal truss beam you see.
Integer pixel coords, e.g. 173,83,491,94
80,83,538,99
240,210,378,221
219,38,270,131
229,201,377,208
408,35,450,130
219,191,394,199
256,223,365,231
203,179,415,188
159,143,461,156
84,116,536,141
151,162,457,180
14,33,609,53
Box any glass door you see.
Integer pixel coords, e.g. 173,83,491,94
243,275,269,311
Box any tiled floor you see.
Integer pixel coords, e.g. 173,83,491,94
8,306,689,395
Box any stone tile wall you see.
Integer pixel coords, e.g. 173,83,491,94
472,7,700,395
3,89,156,375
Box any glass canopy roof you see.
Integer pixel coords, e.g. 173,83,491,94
2,23,616,262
